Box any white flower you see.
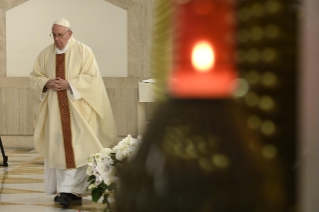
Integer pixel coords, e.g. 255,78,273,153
95,153,111,165
95,165,105,177
86,166,94,175
94,153,104,160
123,148,130,156
88,184,96,190
99,165,117,186
100,148,113,155
116,151,124,161
93,165,100,176
103,174,116,186
116,135,132,147
113,142,126,151
87,134,142,193
88,155,95,166
113,139,130,151
130,138,139,147
124,135,132,145
126,146,134,156
95,175,103,185
101,155,113,166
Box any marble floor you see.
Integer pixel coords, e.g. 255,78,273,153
0,148,115,212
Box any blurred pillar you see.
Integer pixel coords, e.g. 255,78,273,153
299,0,319,211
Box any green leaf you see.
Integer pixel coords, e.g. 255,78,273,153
87,175,96,184
103,193,109,204
92,189,103,203
87,176,96,186
89,175,96,180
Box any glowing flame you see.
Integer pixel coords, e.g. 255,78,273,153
192,41,215,72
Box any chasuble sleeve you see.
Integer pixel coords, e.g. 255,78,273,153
67,81,82,100
68,42,118,146
68,47,107,119
30,52,50,99
40,92,48,101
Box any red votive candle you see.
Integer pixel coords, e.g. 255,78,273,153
169,0,237,99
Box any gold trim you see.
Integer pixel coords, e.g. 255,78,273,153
66,51,76,169
56,54,67,168
56,53,76,169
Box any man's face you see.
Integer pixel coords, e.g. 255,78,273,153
52,24,73,50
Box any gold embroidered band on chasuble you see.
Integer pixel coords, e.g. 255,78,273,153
56,53,76,169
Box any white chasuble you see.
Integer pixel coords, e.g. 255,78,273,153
30,36,118,170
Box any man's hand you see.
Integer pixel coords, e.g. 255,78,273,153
44,79,57,90
44,78,71,91
54,78,71,91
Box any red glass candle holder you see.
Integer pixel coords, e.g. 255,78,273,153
169,0,237,99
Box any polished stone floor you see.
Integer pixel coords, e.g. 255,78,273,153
0,148,114,212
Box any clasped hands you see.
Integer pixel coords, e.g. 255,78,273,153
45,77,71,92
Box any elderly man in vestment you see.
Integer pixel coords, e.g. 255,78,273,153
29,18,117,207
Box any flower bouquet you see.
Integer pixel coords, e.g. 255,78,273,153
86,135,142,212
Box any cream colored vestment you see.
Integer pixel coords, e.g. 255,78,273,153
30,36,117,169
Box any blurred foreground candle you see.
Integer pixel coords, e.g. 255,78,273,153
169,0,237,98
115,1,288,211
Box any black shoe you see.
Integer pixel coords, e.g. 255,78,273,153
71,195,82,201
54,195,59,202
54,193,82,204
56,193,72,207
69,193,82,201
54,195,82,201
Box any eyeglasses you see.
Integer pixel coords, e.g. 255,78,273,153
49,30,70,39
